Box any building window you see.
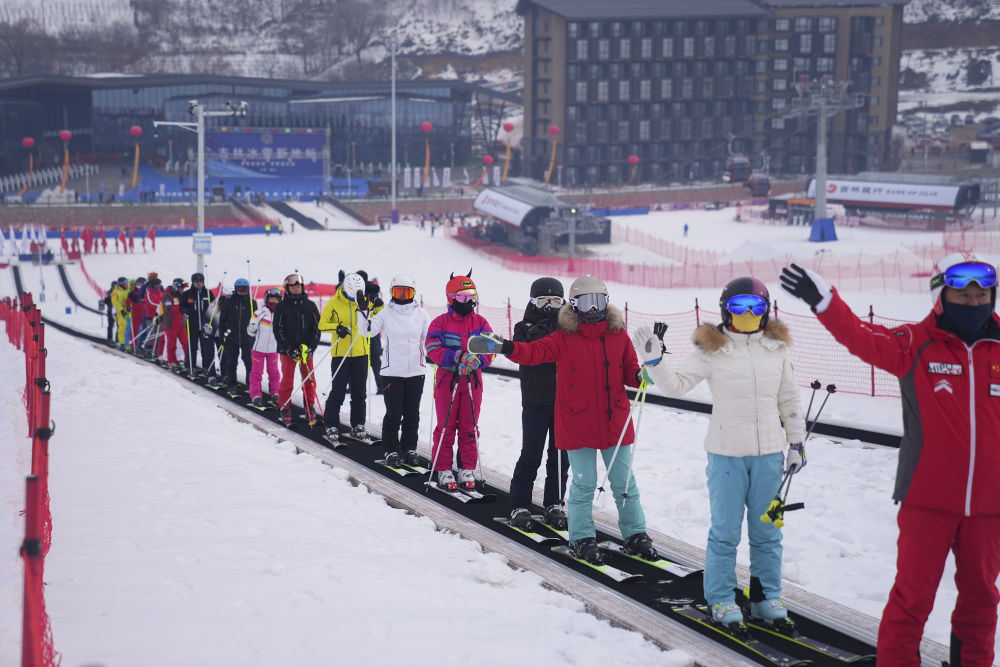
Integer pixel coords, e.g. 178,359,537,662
799,34,812,53
589,22,601,37
619,80,630,101
816,57,834,73
598,39,610,60
824,34,836,53
872,56,881,66
619,38,631,59
775,18,790,31
772,78,787,91
704,36,715,58
683,37,695,57
680,118,693,139
874,36,883,47
872,75,880,87
659,118,672,138
874,16,884,26
701,78,714,97
595,121,608,142
640,79,651,100
681,78,693,98
641,38,652,58
724,35,736,57
662,37,674,57
870,114,879,127
771,117,785,129
794,17,812,32
597,80,609,101
574,123,587,143
774,58,788,72
774,38,789,52
771,97,787,110
639,120,651,140
611,21,622,37
576,39,588,60
793,57,809,72
618,120,630,141
756,59,768,73
660,78,673,98
700,118,713,138
568,22,580,38
576,81,588,101
870,95,879,107
818,17,836,32
745,35,756,54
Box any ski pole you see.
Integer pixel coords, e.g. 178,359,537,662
279,346,332,410
804,383,837,442
426,376,460,490
804,379,821,424
618,380,651,507
596,381,648,499
466,375,485,485
318,329,363,398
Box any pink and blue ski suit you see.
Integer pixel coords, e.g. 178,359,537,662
425,309,494,471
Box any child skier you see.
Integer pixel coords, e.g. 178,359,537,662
424,271,493,490
633,277,806,629
246,288,283,408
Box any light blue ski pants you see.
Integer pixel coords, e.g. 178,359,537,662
566,446,646,546
704,452,784,606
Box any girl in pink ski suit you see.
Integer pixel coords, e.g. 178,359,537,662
246,289,282,404
424,272,493,483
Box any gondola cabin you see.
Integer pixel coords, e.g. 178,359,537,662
722,157,752,183
745,173,771,197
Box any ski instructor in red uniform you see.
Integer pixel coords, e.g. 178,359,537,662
781,253,1000,667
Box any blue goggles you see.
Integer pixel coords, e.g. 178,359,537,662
933,262,998,290
726,294,769,316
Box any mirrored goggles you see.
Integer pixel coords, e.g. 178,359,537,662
934,262,998,290
448,289,477,303
284,274,303,286
726,294,769,316
391,285,415,300
569,293,609,312
531,295,564,309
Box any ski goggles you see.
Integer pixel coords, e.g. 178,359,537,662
531,295,564,309
569,293,608,312
284,274,303,287
932,262,998,290
448,289,477,303
725,294,769,316
391,285,415,300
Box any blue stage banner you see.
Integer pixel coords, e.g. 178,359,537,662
205,127,329,178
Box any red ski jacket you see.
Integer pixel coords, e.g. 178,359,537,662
817,290,1000,516
508,304,641,451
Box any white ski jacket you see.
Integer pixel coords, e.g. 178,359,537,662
645,321,806,457
247,307,278,354
364,301,431,378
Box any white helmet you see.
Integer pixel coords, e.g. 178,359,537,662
391,274,416,290
930,252,997,314
569,274,608,299
342,272,366,301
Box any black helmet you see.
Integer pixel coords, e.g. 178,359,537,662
719,277,770,330
191,272,205,283
264,288,282,301
116,276,127,286
172,278,185,290
530,277,564,299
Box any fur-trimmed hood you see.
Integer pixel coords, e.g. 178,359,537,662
692,320,792,354
558,303,625,334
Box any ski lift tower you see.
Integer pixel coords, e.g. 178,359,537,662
784,76,865,220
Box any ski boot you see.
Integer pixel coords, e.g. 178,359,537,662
252,396,266,409
384,451,402,468
456,468,476,490
749,598,795,634
509,508,536,531
624,532,659,560
266,393,279,407
351,425,369,442
571,538,604,565
544,504,568,531
436,469,457,491
280,408,293,427
710,601,745,629
324,425,340,441
403,450,421,467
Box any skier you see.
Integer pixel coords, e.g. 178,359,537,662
158,280,189,368
246,288,283,408
468,275,655,566
110,277,129,348
272,273,321,425
126,276,147,349
141,276,164,356
633,277,806,629
425,271,494,490
319,271,380,440
363,274,430,467
507,277,570,531
103,280,117,343
180,272,216,375
780,255,1000,666
362,274,386,394
219,278,257,390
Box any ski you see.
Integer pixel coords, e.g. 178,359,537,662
597,540,702,578
457,486,495,502
532,515,569,541
672,605,812,667
493,517,560,544
321,435,348,450
400,462,431,475
246,402,270,412
743,620,875,663
424,481,483,503
376,459,421,477
550,545,642,583
337,433,382,447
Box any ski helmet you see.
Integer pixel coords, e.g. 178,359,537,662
342,272,366,301
191,272,205,283
446,270,477,315
284,273,303,288
530,277,564,299
135,276,146,285
930,252,997,314
446,270,476,296
264,287,282,301
568,275,609,323
117,276,127,286
390,274,416,304
234,278,250,293
719,277,770,331
172,278,185,291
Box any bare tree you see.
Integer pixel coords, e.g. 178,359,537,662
336,0,388,70
0,19,59,76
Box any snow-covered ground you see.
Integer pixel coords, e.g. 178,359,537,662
3,207,998,665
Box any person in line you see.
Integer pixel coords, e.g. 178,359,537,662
247,288,283,408
425,271,494,491
141,276,164,356
103,280,117,343
633,277,806,629
219,278,256,391
468,275,656,565
363,274,430,467
110,277,130,348
126,276,147,349
180,272,216,376
507,277,569,531
780,255,1000,666
157,279,189,368
273,273,321,426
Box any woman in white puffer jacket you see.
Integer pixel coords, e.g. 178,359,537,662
246,288,282,407
633,277,806,631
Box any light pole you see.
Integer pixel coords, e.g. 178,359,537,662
154,100,247,275
388,38,398,225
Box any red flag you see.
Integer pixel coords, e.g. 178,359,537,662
148,226,156,251
117,229,126,254
100,227,108,252
60,228,68,253
128,227,135,251
82,228,94,254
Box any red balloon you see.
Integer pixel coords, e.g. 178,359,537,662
420,121,433,133
59,130,72,142
627,154,639,165
130,125,143,138
21,137,34,149
482,155,495,165
503,122,514,133
548,125,560,136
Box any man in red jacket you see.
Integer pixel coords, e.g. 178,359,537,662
781,253,1000,667
469,275,656,566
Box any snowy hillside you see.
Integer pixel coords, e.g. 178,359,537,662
904,0,1000,23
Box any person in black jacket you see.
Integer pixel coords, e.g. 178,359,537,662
358,271,386,394
103,280,116,343
507,277,570,531
180,272,216,375
219,278,257,390
273,273,322,425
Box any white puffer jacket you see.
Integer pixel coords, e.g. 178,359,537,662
364,300,431,378
645,321,806,457
247,306,278,354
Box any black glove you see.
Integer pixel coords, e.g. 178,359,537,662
372,297,384,309
336,325,350,339
289,347,302,361
779,263,824,308
653,321,668,354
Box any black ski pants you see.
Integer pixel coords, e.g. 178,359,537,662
221,342,253,385
508,406,568,512
381,375,424,456
187,322,217,373
326,355,368,428
106,310,115,342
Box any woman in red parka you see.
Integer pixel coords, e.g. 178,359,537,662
469,275,657,566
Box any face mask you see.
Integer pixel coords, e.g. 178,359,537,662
942,301,994,336
392,296,414,305
451,299,475,316
577,307,607,324
730,311,763,333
